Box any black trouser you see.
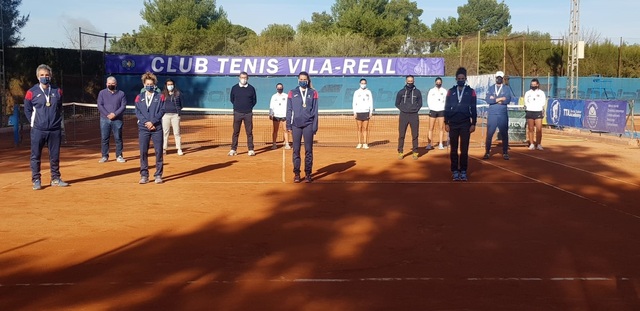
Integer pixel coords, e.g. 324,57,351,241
449,122,471,172
398,112,419,153
231,111,254,151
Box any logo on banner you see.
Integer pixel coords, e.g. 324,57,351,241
550,100,561,125
585,101,598,128
121,59,136,70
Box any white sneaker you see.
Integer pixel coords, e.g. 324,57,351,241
177,149,184,156
228,150,237,156
438,144,444,150
362,144,369,149
528,144,535,150
356,144,362,149
536,145,544,150
248,150,256,156
284,144,291,150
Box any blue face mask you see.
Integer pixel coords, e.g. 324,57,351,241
39,77,50,85
457,80,466,87
145,85,155,92
298,81,308,88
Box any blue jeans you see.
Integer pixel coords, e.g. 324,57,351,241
100,117,124,158
139,128,164,178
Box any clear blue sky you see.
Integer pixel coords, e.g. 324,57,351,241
16,0,640,49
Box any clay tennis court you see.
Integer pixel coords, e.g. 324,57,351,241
1,114,640,310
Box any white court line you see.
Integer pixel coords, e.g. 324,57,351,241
282,147,286,183
313,181,538,184
514,151,640,188
0,276,633,287
475,156,640,220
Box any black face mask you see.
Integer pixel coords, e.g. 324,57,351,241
531,86,538,90
406,83,414,88
277,89,283,93
107,85,116,91
436,84,442,88
496,77,504,84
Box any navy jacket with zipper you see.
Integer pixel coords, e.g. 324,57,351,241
444,85,478,126
134,92,165,131
286,86,318,133
24,84,64,131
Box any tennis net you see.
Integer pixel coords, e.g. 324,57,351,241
62,102,487,148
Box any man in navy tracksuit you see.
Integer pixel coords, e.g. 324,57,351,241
229,71,257,156
445,67,477,181
135,72,165,184
286,71,319,183
484,71,513,160
24,64,69,190
395,75,423,160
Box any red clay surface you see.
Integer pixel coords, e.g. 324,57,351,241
1,122,640,310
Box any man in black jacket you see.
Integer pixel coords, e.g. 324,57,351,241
395,75,423,160
229,71,257,156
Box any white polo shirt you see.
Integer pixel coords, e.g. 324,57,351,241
352,88,373,113
427,86,447,111
269,92,288,118
524,89,547,112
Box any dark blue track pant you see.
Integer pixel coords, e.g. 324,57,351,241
291,125,314,175
485,110,509,154
30,128,62,182
139,128,164,178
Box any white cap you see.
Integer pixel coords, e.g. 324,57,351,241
496,71,504,77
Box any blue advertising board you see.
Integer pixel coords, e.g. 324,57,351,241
546,99,584,128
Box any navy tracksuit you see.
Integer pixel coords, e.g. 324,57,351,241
485,83,513,154
135,92,165,178
444,85,477,172
24,84,64,182
286,87,319,176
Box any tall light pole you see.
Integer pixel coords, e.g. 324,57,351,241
568,0,580,99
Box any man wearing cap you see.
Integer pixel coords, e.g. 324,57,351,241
484,71,513,160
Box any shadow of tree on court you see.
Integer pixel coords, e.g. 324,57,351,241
1,142,640,310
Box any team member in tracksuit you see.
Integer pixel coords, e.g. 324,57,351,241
445,67,477,181
24,64,69,190
484,71,513,160
135,72,165,184
395,75,423,160
286,71,319,183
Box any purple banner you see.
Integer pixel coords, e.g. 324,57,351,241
582,100,628,133
106,55,444,76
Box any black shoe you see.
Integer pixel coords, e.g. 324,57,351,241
482,153,490,160
293,175,301,183
503,153,510,160
305,175,313,183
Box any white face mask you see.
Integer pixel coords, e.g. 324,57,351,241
167,85,174,91
360,84,367,89
240,78,247,85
